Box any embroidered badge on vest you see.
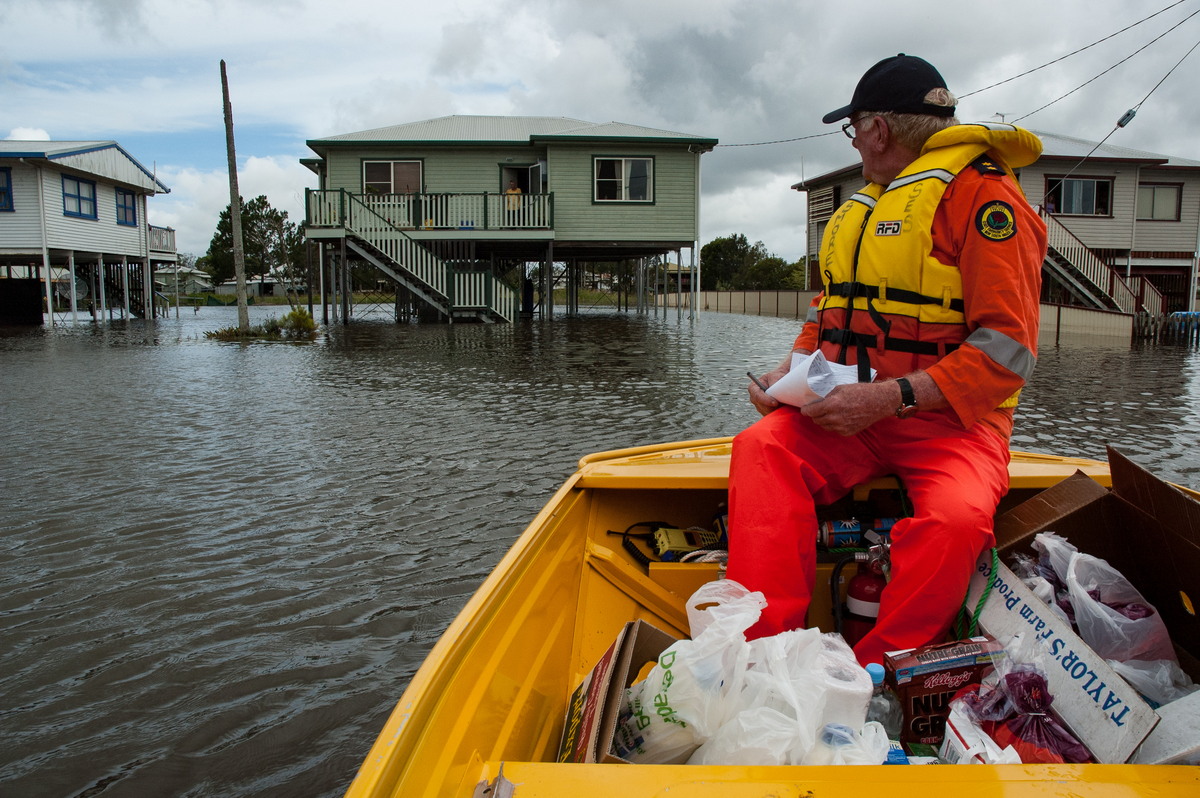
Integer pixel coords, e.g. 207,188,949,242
975,200,1017,242
875,220,902,236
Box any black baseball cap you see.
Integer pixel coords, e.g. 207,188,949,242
822,54,956,124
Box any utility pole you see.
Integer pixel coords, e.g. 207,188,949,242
221,60,250,332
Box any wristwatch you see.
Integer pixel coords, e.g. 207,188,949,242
895,377,918,419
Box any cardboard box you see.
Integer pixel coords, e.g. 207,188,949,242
556,619,678,763
964,447,1200,765
883,636,1004,746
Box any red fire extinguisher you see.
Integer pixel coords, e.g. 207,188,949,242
838,544,890,648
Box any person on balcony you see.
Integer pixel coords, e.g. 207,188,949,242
505,180,523,228
729,54,1048,667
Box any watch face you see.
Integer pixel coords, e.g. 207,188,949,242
896,404,918,419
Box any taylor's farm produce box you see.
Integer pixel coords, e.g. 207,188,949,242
965,448,1200,765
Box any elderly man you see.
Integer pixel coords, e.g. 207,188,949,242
728,54,1047,666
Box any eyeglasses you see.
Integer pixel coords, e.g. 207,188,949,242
841,115,875,140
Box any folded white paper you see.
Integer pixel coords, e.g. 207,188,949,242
765,351,873,408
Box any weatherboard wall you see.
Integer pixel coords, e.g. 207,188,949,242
322,145,545,195
1130,166,1200,254
318,140,701,242
38,167,147,256
547,143,700,242
0,163,45,251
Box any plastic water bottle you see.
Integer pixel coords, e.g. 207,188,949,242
865,663,903,740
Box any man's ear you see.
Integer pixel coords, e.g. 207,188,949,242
864,115,890,152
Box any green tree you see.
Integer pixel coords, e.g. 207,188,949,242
733,255,793,290
700,234,767,290
203,195,302,286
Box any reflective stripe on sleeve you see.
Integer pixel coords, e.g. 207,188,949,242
805,305,819,324
965,327,1035,379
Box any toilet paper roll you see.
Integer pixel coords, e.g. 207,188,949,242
814,636,872,730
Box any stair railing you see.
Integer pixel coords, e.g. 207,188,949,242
1044,214,1163,315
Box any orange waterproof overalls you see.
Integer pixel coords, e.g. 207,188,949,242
727,124,1048,666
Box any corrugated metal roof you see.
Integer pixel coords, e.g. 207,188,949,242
312,116,593,143
797,128,1200,188
0,140,116,157
0,139,170,192
309,115,717,146
1031,130,1200,168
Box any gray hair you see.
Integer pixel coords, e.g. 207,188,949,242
860,88,959,151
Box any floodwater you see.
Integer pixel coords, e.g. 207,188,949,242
2,306,1199,797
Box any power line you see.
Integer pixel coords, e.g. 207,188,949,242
1011,6,1200,124
713,0,1199,149
1034,33,1200,202
959,0,1194,99
714,130,840,149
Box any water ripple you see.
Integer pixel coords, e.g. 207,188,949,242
2,307,1199,795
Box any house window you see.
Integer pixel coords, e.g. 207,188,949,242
1044,176,1112,216
1137,183,1181,221
0,168,12,212
363,160,422,194
63,175,97,219
594,157,653,202
116,189,138,226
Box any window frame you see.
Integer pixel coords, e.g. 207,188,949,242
1044,175,1114,218
115,188,138,227
592,156,655,204
0,167,12,212
361,159,423,195
62,174,98,219
1136,182,1182,222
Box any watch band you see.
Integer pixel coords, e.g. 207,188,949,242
895,377,918,419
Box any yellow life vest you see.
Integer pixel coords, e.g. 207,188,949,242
817,140,992,382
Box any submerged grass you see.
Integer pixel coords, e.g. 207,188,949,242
205,307,319,341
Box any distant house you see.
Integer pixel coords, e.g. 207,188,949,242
154,266,213,296
0,140,175,324
795,129,1200,315
302,115,717,322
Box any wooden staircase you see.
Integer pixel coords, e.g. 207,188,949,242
307,189,516,323
1043,215,1163,316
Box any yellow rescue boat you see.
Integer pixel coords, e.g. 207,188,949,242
344,439,1199,797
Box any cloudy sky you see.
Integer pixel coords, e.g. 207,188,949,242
4,0,1198,260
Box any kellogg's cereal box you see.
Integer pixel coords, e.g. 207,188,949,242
883,635,1004,746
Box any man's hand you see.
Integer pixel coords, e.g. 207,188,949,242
801,380,897,436
748,364,788,416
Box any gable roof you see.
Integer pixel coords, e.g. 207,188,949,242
1031,130,1200,169
0,140,170,193
793,127,1200,189
307,114,717,151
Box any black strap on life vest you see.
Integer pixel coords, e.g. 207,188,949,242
821,328,962,356
821,328,961,382
821,276,965,381
824,280,965,314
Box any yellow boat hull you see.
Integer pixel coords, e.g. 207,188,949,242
345,440,1198,797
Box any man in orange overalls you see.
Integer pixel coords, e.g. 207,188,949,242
727,54,1047,667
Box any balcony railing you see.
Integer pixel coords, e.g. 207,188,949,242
149,225,176,253
307,190,553,232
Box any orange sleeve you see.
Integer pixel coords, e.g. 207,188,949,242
924,168,1047,429
792,292,823,352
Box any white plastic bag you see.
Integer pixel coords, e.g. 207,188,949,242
941,701,1022,765
1066,552,1176,663
616,580,764,763
687,627,824,765
1108,658,1199,707
801,722,889,766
